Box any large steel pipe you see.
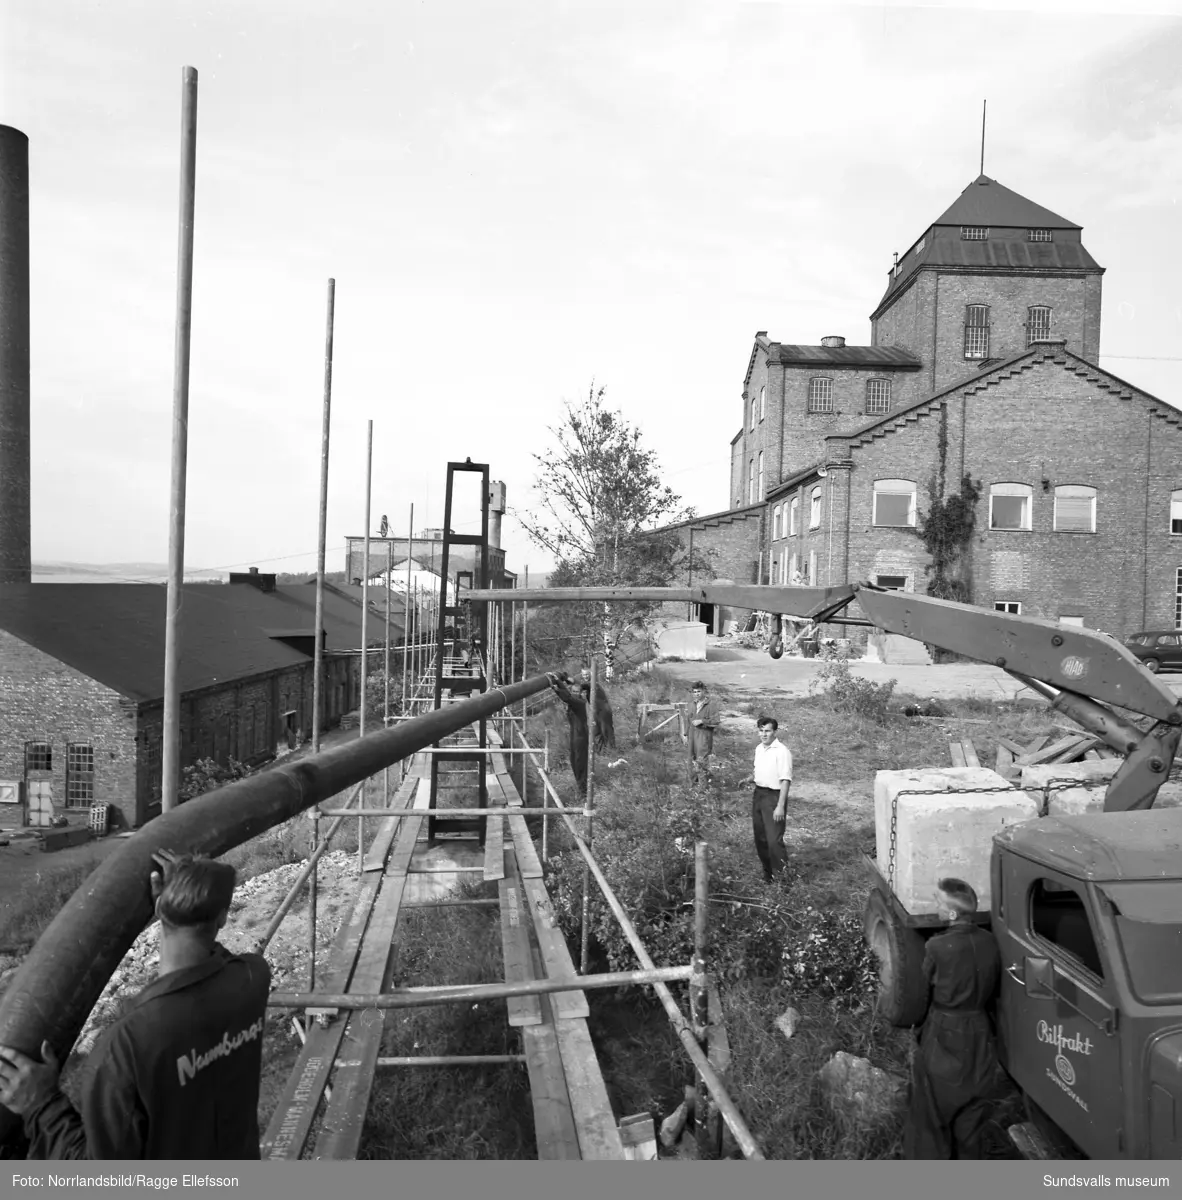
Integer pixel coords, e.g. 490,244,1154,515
0,673,552,1151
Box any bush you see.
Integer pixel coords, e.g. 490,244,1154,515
179,757,252,802
809,645,896,724
781,905,878,1008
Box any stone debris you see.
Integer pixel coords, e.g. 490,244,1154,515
659,1100,689,1148
774,1006,801,1041
816,1051,905,1120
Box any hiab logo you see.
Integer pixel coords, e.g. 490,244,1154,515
1054,1055,1076,1086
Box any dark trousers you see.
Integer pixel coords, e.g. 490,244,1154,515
751,786,787,880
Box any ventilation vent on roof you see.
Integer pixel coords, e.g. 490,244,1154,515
821,336,846,349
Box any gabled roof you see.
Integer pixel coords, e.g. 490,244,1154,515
933,175,1080,230
0,584,313,703
772,344,922,369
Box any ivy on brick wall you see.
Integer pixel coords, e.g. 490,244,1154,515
916,472,982,604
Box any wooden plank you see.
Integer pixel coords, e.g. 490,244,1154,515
508,812,544,879
554,1017,626,1160
1084,749,1103,761
960,739,981,769
618,1114,658,1161
520,1022,582,1160
1015,735,1087,767
520,878,589,1019
995,745,1015,778
998,736,1028,757
483,813,505,881
948,742,967,768
499,852,543,1027
362,775,419,872
1022,734,1051,757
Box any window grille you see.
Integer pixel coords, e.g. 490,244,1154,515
865,378,891,415
66,743,95,808
807,378,833,414
1027,306,1053,345
1028,229,1054,242
964,305,990,359
1176,568,1182,629
961,226,988,240
995,601,1022,615
25,742,51,772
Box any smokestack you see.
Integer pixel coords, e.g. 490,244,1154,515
488,479,506,550
0,126,31,584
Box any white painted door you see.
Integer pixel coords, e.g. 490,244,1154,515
27,780,54,827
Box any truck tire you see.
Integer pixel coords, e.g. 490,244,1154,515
1024,1096,1085,1159
863,888,929,1028
1144,657,1161,673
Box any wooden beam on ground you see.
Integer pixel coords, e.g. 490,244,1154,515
520,878,589,1019
995,745,1015,779
949,742,967,768
1084,749,1102,761
362,774,420,872
1048,736,1098,764
499,850,543,1027
618,1114,658,1161
1015,735,1087,767
553,1018,626,1159
960,739,981,768
998,737,1028,757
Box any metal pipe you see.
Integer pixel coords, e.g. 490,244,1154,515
359,420,373,874
161,66,199,814
0,125,31,584
581,657,597,973
308,811,319,992
268,964,694,1010
0,673,554,1151
516,729,765,1160
311,279,336,754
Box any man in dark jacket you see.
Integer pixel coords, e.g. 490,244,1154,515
550,672,590,794
904,876,1002,1160
0,851,271,1159
579,666,615,752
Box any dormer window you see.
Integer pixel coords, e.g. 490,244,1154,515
961,226,988,240
1028,229,1054,242
914,237,925,255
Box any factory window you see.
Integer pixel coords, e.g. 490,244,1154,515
1027,305,1053,345
748,459,755,506
749,398,756,432
995,601,1022,615
989,482,1032,531
963,305,990,359
773,505,782,540
809,486,822,529
24,742,52,773
1030,878,1104,979
808,551,817,584
789,552,799,582
758,452,765,500
1176,569,1182,629
807,378,834,414
1170,490,1182,534
789,496,799,536
1028,229,1054,242
780,548,789,584
865,378,891,416
66,743,95,808
1054,485,1096,533
876,575,908,591
961,226,989,240
759,384,766,421
872,479,917,528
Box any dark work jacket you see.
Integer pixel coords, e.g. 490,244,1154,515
591,684,615,751
553,681,589,791
24,945,271,1160
906,922,1002,1159
689,695,720,759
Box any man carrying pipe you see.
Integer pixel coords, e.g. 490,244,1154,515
549,671,590,794
0,852,270,1159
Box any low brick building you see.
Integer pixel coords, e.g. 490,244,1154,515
0,577,381,831
663,172,1182,642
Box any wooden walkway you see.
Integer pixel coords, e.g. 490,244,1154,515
260,717,625,1161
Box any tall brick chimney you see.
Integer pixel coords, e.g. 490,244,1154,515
0,126,31,584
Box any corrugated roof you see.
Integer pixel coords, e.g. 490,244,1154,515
933,175,1079,230
773,345,922,368
0,584,314,703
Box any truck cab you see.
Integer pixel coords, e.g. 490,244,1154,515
993,809,1182,1158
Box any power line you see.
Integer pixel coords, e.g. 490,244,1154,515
1100,354,1182,362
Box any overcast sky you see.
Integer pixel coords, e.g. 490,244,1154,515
4,0,1182,581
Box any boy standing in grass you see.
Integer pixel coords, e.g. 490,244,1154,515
739,716,792,883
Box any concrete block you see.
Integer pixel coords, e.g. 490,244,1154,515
875,767,1037,916
1023,759,1182,814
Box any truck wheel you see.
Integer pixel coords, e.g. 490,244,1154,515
863,888,929,1028
1144,657,1161,673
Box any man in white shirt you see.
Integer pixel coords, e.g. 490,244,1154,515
740,716,792,882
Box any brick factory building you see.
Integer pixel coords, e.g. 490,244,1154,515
0,572,398,831
667,173,1182,643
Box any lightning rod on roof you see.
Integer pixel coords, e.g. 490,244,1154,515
980,99,987,176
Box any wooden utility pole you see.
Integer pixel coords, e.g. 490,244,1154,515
161,66,198,813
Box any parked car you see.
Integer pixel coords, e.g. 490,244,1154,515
1123,631,1182,672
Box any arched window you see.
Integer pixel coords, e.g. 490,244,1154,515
1054,485,1096,533
872,479,917,528
809,486,822,529
1027,306,1053,346
759,384,766,421
807,378,833,414
990,482,1033,531
1169,489,1182,535
964,305,990,359
748,459,755,505
758,452,765,500
789,496,799,536
773,505,782,540
866,378,891,415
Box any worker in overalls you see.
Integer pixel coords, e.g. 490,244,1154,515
548,672,589,795
904,876,1002,1159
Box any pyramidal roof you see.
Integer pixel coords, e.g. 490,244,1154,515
933,174,1080,230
